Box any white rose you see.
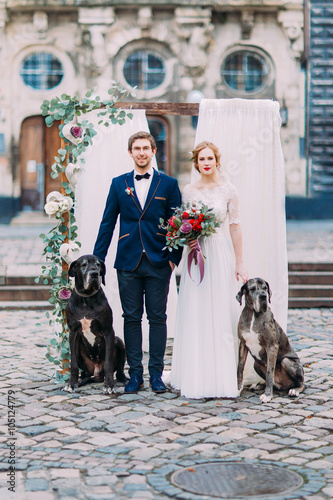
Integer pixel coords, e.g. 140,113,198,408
44,201,59,217
46,191,63,204
59,196,73,213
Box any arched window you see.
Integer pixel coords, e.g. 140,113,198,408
222,51,269,93
123,51,166,90
20,52,64,90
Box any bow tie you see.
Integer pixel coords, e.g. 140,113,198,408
135,172,150,181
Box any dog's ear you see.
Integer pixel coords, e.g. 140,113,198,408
99,258,106,286
68,260,77,281
265,280,272,303
236,282,248,305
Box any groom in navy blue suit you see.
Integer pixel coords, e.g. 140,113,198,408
94,131,182,393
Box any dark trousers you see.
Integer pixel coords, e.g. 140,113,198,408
117,254,172,378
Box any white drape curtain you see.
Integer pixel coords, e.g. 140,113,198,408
74,110,177,348
195,98,288,330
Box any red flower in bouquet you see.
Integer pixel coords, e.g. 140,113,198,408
169,216,178,230
159,202,221,285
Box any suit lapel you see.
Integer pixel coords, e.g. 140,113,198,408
142,169,161,215
125,172,142,213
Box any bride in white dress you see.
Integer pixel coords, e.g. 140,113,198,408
170,141,248,399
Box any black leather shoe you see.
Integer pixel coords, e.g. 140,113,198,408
150,374,167,393
124,374,144,394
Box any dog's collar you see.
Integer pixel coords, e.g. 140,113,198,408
74,287,99,298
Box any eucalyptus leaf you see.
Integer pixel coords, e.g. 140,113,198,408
45,116,53,126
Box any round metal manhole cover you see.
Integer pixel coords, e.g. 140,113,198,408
171,462,303,498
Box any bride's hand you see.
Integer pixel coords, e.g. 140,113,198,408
188,239,197,251
235,262,248,283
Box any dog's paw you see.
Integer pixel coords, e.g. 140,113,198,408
62,384,75,393
259,393,272,403
288,388,299,397
237,385,243,397
103,386,117,395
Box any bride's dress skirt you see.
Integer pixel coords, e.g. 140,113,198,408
170,234,239,399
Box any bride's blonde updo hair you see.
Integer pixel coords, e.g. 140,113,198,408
191,141,221,172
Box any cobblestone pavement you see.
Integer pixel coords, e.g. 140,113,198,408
1,220,333,499
0,308,333,500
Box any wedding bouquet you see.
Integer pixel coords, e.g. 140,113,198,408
159,202,221,284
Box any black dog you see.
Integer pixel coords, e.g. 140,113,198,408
237,278,305,403
63,254,127,394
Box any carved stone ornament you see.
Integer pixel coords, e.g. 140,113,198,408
241,10,254,40
278,11,304,58
33,11,48,39
138,7,153,30
33,12,48,31
174,7,213,77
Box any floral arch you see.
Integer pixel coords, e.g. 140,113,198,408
36,86,198,382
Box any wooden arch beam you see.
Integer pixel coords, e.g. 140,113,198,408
114,102,199,116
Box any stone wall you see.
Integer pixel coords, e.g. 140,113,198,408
0,0,305,219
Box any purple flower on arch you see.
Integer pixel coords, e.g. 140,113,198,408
59,288,71,300
70,126,83,139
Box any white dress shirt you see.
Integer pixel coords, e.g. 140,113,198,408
133,167,154,209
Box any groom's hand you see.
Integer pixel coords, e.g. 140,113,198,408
169,261,175,272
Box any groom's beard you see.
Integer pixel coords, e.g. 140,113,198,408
133,157,152,170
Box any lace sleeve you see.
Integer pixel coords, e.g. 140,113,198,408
227,183,241,225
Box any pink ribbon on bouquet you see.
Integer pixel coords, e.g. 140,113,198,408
188,240,205,285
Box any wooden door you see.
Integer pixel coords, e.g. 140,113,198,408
44,120,61,196
20,116,61,210
20,116,43,210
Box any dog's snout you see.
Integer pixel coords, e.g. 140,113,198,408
90,270,99,278
259,292,267,300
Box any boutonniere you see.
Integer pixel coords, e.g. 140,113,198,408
125,187,134,196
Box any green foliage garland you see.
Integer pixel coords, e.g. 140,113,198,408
35,84,133,382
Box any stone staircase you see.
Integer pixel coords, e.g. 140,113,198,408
0,263,332,310
0,275,51,310
288,262,333,308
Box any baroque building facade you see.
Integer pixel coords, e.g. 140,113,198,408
0,0,305,221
